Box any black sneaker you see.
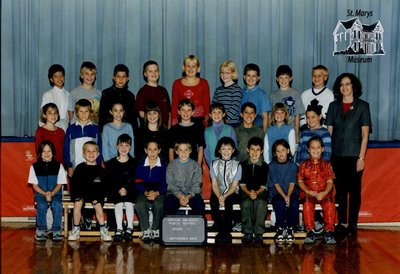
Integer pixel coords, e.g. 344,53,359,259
254,234,263,244
215,232,232,244
347,225,357,238
124,228,133,241
334,224,347,238
274,228,285,243
286,227,295,243
242,233,253,244
304,230,317,244
114,229,123,241
324,231,336,245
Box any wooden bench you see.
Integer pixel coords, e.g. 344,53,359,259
62,195,329,239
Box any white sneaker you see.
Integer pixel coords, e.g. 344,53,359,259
232,222,242,232
140,229,152,241
151,229,160,241
100,227,112,242
68,227,80,241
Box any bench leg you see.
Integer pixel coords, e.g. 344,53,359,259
64,207,69,237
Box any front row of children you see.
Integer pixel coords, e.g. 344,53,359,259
30,135,336,246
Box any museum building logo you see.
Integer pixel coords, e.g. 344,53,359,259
333,13,385,63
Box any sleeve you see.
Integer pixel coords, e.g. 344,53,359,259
101,126,111,162
127,124,135,158
203,129,211,167
134,88,145,112
158,165,168,194
189,163,202,195
57,165,67,184
34,128,42,154
297,163,305,181
295,91,305,115
288,129,296,157
325,102,335,127
260,90,272,113
268,164,277,189
28,166,38,184
197,124,206,148
263,132,270,164
321,130,332,161
171,80,180,125
211,88,218,104
166,164,178,194
63,127,72,168
209,162,216,179
234,164,242,181
230,127,237,145
361,102,372,128
98,91,108,131
201,79,211,119
229,87,243,120
96,126,103,165
239,162,247,186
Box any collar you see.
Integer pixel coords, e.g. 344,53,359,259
311,86,326,96
246,157,263,166
75,120,93,126
144,157,162,167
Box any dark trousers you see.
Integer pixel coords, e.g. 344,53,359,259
210,192,239,233
331,156,363,227
272,194,299,229
164,194,205,216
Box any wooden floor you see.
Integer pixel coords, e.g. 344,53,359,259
1,223,400,274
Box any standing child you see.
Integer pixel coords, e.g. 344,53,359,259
28,140,67,241
269,65,305,142
300,65,334,129
99,64,137,133
68,141,112,241
210,137,241,242
164,142,205,216
135,139,167,242
241,63,272,131
171,55,210,126
204,103,237,168
167,99,205,166
296,102,331,164
239,137,268,244
69,61,102,124
102,102,135,162
263,103,296,164
135,103,169,162
35,103,65,165
268,139,299,243
135,60,171,128
39,64,71,132
104,134,136,241
298,136,336,245
212,60,243,127
64,99,102,178
235,102,265,163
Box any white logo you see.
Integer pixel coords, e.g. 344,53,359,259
333,17,385,56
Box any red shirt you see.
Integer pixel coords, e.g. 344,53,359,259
134,84,171,127
171,78,210,125
35,127,65,165
297,159,335,199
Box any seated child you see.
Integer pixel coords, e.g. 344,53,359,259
298,136,336,245
269,139,299,243
104,134,136,241
68,141,112,242
135,139,167,242
239,137,269,244
210,137,241,242
28,140,67,241
164,141,205,216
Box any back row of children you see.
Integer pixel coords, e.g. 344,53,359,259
33,56,336,243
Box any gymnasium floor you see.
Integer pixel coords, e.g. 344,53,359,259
1,223,400,274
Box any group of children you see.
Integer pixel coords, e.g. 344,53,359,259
29,56,338,246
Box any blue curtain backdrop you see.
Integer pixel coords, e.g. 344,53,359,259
1,0,399,140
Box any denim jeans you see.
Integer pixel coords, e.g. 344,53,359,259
35,194,62,232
